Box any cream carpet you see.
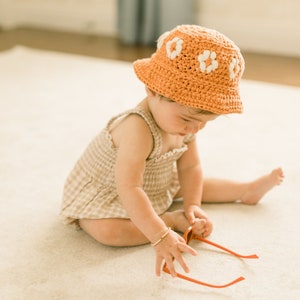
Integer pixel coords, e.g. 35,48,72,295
0,46,299,300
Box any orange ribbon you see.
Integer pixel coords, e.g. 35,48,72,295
162,226,258,288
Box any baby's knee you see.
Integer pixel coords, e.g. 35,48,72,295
79,219,117,246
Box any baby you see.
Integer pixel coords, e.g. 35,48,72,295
60,25,284,277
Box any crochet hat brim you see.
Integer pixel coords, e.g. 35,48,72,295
134,57,243,114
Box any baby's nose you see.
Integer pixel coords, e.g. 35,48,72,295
191,121,206,133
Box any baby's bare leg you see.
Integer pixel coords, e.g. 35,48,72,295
79,218,148,246
79,210,205,247
79,168,284,246
202,168,284,205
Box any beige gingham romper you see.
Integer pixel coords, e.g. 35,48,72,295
60,107,194,226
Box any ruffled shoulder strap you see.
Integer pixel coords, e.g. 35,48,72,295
106,107,162,159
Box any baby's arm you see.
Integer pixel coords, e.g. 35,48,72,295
114,115,166,240
113,115,196,276
177,139,213,237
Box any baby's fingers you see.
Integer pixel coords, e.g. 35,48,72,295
164,255,177,277
178,241,198,257
155,256,164,276
203,219,213,237
172,242,197,275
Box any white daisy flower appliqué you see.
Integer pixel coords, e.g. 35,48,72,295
229,58,240,79
166,37,184,60
198,50,218,74
157,31,170,49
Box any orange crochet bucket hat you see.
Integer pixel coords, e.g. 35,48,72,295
133,25,245,114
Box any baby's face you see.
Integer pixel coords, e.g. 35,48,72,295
151,96,218,136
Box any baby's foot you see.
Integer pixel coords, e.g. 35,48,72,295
163,210,206,236
241,168,284,205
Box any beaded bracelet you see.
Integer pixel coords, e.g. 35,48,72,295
151,227,171,247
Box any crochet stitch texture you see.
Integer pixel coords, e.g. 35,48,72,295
133,25,245,114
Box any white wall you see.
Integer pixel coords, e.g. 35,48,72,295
196,0,300,57
0,0,299,57
0,0,118,36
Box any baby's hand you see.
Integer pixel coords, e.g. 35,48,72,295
153,229,197,277
185,205,213,237
193,218,213,237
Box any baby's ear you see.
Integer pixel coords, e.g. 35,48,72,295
145,86,157,97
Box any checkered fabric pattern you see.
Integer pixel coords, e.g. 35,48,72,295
60,107,194,226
